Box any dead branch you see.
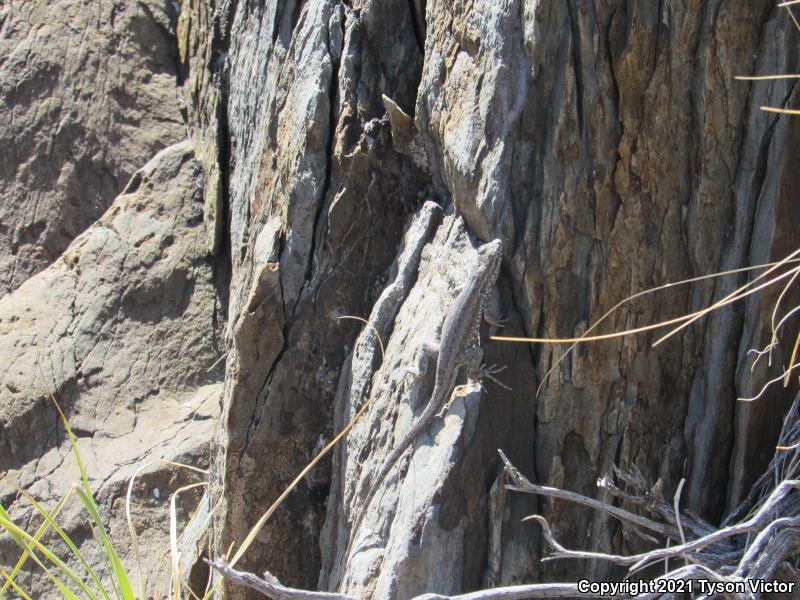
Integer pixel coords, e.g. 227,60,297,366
212,395,800,600
208,560,358,600
209,559,595,598
499,450,679,539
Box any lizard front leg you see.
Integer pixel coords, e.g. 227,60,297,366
473,363,511,390
483,287,505,328
435,345,484,417
463,343,511,390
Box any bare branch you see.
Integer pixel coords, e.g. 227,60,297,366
637,565,744,600
499,450,679,538
628,480,800,572
210,559,597,599
208,560,358,600
748,528,800,580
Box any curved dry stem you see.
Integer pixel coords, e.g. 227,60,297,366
652,254,800,347
169,482,207,600
749,303,800,373
338,316,385,360
738,362,800,402
533,259,800,393
535,264,792,394
495,262,800,347
125,459,208,600
770,266,800,341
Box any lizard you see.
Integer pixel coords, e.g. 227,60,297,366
347,237,505,556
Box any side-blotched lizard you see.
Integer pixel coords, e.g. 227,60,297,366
348,238,504,554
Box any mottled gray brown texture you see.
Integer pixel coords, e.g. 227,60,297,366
4,0,800,598
179,1,800,597
0,142,224,597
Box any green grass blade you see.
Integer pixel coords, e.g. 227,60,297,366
0,514,97,600
0,493,71,598
50,395,93,511
8,484,111,600
74,487,135,599
0,566,32,600
52,395,134,599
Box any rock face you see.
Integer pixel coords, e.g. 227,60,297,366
0,0,186,296
181,0,799,597
0,142,223,596
4,0,800,599
0,142,222,472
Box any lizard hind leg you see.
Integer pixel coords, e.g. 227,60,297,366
433,345,484,418
472,363,512,391
484,287,506,328
457,345,484,376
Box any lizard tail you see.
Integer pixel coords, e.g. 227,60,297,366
344,380,446,560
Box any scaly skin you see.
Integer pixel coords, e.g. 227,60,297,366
347,238,503,556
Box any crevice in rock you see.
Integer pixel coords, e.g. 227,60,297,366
294,3,347,319
566,0,584,136
212,1,234,336
407,0,425,56
241,368,277,458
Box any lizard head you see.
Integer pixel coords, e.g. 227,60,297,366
476,238,503,277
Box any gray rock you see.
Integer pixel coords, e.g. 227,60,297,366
0,0,186,296
0,142,223,597
6,0,800,598
189,1,799,596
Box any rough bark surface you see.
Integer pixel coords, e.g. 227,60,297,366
3,0,800,599
179,1,800,597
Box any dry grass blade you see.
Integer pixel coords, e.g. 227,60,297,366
750,304,800,371
761,106,800,115
770,266,800,341
228,316,386,569
736,74,800,80
652,250,800,346
777,440,800,451
786,332,800,386
493,256,800,350
748,270,800,373
337,316,385,358
739,364,800,402
125,459,208,600
529,260,800,394
170,482,207,600
181,580,202,600
781,1,800,32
